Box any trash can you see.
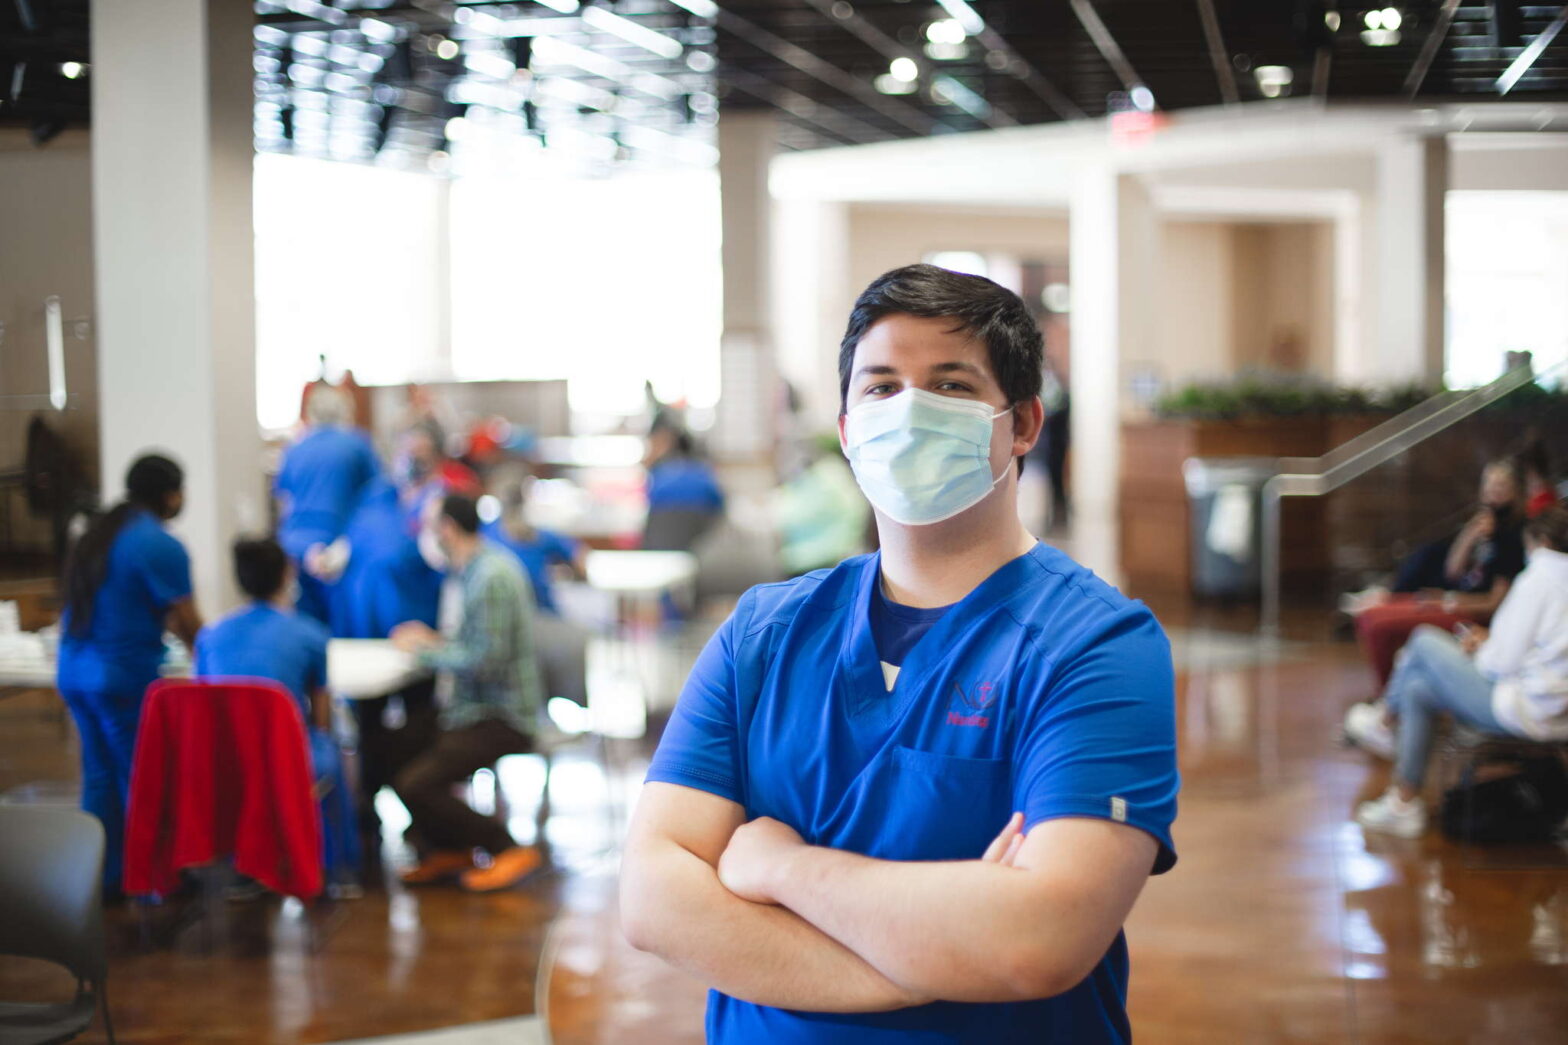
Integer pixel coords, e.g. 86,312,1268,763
1181,457,1278,600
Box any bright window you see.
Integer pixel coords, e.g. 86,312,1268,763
449,167,722,417
253,153,447,430
1447,191,1568,389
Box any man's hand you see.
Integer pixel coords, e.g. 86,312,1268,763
718,817,805,905
1465,509,1496,540
390,620,439,653
1459,625,1489,655
719,811,1028,906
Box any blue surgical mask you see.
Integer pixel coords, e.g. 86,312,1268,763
844,388,1009,526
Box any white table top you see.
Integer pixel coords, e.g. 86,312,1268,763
585,550,698,595
326,639,427,700
0,636,426,702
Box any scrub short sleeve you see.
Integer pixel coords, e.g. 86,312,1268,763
1013,607,1179,874
644,593,749,805
193,627,213,676
139,530,193,611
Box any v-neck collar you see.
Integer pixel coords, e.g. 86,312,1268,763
840,542,1043,719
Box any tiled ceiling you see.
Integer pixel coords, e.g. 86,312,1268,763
2,2,1566,159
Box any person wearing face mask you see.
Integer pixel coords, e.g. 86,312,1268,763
1347,458,1528,689
194,537,359,892
58,453,203,893
389,494,544,892
1350,506,1568,837
620,264,1179,1044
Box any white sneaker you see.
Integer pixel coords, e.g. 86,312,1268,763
1355,787,1427,838
1338,586,1390,615
1344,701,1396,760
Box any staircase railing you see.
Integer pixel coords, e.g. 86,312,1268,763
1259,360,1564,633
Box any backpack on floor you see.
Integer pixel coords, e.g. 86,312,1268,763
1439,757,1568,844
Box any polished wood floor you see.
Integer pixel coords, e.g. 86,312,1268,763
4,623,1567,1044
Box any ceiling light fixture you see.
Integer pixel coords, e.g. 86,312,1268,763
582,6,683,60
1253,64,1293,98
59,61,86,79
933,0,986,37
889,56,918,82
667,0,718,18
533,0,581,13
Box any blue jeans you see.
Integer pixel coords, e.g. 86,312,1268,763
60,687,144,891
1385,625,1506,789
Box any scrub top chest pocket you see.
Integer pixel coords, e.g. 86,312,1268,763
878,745,1013,862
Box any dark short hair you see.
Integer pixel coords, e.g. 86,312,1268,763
1525,505,1568,552
440,493,481,535
838,263,1044,412
125,453,184,512
233,537,288,601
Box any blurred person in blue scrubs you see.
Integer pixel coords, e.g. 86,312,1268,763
58,453,202,893
621,264,1179,1044
482,472,589,707
274,385,381,624
326,477,443,858
194,537,359,892
642,420,725,552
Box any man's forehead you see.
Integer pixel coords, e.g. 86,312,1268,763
854,314,993,374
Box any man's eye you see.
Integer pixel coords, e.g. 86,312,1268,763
936,381,972,393
865,383,896,396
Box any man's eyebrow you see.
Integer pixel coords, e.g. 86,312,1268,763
853,365,898,378
931,361,985,376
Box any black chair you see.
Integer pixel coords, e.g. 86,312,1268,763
1438,725,1568,869
0,807,117,1044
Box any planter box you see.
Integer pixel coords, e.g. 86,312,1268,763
1119,415,1383,598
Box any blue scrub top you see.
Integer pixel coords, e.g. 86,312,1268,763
481,520,578,616
195,602,329,721
646,456,725,514
329,479,441,639
58,509,192,697
646,542,1179,1044
275,425,381,559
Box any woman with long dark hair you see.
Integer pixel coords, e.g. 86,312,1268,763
57,452,203,892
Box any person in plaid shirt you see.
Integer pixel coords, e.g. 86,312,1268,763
390,493,545,892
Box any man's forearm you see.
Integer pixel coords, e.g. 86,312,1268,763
621,839,923,1013
768,846,1080,1003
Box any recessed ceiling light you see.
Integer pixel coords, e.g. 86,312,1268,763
889,57,918,82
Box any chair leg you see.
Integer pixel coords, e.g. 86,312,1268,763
98,980,118,1045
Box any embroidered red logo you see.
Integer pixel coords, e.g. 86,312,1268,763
947,681,997,727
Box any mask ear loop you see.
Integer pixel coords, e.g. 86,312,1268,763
984,401,1019,486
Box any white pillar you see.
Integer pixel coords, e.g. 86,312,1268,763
1370,135,1448,384
713,111,778,476
772,197,849,422
1068,167,1159,584
91,0,261,615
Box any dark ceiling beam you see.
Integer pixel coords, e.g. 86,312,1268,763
720,64,891,145
931,2,1082,120
796,0,1018,129
1069,0,1147,94
1193,0,1239,105
1495,4,1568,95
716,8,940,136
1403,0,1462,98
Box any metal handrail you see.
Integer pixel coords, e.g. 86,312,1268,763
1259,360,1564,633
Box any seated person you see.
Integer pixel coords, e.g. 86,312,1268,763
194,537,359,890
1350,458,1527,686
481,472,586,617
390,494,545,892
482,473,590,707
1347,507,1568,837
642,421,725,553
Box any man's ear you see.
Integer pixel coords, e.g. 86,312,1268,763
837,412,850,457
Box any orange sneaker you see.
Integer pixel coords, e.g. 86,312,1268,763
460,846,544,893
399,849,476,885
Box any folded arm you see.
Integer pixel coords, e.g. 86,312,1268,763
619,782,928,1013
719,815,1157,1003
